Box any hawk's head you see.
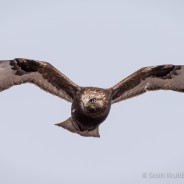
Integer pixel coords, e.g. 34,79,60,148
80,88,110,117
71,87,111,131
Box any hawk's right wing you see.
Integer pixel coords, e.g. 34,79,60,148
110,65,184,104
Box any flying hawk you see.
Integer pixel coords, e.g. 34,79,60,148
0,58,184,138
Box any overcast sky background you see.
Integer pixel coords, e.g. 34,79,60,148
0,1,184,184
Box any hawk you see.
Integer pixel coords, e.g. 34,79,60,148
0,58,184,138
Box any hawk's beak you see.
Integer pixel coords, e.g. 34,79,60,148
83,101,89,106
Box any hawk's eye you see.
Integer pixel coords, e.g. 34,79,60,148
89,98,96,103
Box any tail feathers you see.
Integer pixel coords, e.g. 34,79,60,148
55,117,100,138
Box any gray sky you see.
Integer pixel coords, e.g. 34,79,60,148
0,1,184,184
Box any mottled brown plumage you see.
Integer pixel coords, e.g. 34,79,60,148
110,65,183,103
0,58,184,138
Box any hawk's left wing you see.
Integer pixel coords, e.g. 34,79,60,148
110,65,184,104
0,58,80,102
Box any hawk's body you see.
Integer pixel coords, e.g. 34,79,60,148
0,58,184,137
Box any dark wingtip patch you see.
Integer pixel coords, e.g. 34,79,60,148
150,65,181,79
9,58,40,76
10,60,19,70
15,58,39,72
